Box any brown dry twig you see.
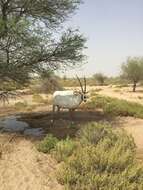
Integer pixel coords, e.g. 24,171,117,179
0,134,17,158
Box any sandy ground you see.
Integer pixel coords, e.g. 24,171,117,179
0,134,63,190
90,85,143,159
0,85,143,189
0,116,143,190
97,86,143,105
0,93,52,107
1,85,143,113
117,117,143,161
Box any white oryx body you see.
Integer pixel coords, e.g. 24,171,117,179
52,76,87,119
53,90,82,109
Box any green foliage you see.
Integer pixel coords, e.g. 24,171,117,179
85,95,143,118
93,73,107,86
14,101,28,110
106,76,129,86
25,104,37,112
37,72,63,93
77,122,117,146
57,123,143,190
122,57,143,91
0,81,24,91
0,0,86,84
115,84,129,88
122,57,143,82
37,134,59,153
32,94,44,103
60,77,89,87
60,76,130,87
52,137,77,162
113,89,121,92
90,90,98,97
60,78,80,87
138,96,143,100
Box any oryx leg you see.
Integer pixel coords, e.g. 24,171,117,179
51,105,56,124
57,105,60,112
69,108,75,121
53,105,56,112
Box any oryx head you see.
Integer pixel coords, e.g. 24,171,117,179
76,75,87,102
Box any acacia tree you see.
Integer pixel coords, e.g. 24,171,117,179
121,57,143,92
0,0,86,84
93,73,106,86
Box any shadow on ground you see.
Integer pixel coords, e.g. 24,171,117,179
19,110,114,139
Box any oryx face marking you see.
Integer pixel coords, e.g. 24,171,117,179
82,93,87,102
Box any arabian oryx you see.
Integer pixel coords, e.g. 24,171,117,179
52,76,87,115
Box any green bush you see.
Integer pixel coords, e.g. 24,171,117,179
78,122,135,153
116,84,129,88
57,123,143,190
85,95,143,118
90,90,98,97
138,96,143,99
37,134,58,153
77,122,116,146
30,75,62,93
114,89,121,92
52,137,77,162
32,94,44,103
14,101,28,110
0,81,24,91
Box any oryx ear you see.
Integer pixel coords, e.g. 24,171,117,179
74,90,80,95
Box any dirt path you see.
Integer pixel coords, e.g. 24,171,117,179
0,134,63,190
88,85,143,105
117,117,143,160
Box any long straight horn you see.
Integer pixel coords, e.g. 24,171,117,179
76,75,84,93
84,76,86,93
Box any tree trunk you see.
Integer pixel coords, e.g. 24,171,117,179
133,82,136,92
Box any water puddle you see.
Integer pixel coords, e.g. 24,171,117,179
24,128,44,136
0,115,45,137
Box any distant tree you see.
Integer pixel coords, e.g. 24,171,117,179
93,73,106,86
121,57,143,92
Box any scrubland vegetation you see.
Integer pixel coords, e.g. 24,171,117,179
0,0,143,189
14,101,28,110
52,138,77,162
1,67,143,189
32,94,45,104
29,74,63,94
38,122,143,190
122,57,143,92
85,95,143,118
35,87,143,189
37,134,59,153
92,73,107,86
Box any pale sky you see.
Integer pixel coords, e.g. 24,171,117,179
57,0,143,77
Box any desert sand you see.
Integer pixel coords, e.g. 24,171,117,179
0,85,143,189
0,134,63,190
